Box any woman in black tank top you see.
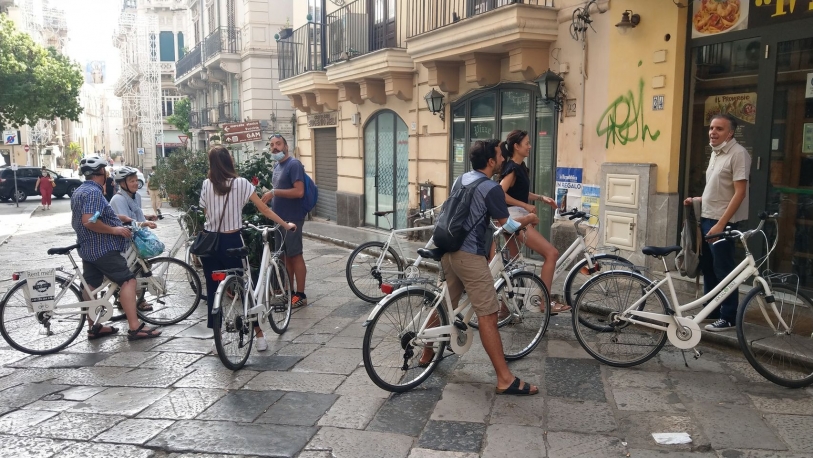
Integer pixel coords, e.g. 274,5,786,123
499,130,570,314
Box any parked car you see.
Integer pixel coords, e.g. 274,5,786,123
0,166,82,202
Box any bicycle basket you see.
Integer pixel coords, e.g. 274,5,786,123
133,228,165,258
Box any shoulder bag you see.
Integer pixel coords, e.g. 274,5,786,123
190,182,232,257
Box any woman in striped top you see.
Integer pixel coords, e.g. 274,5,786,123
200,146,296,351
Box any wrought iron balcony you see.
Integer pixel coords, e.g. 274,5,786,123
407,0,554,38
217,102,240,124
204,26,242,61
278,22,324,81
200,108,211,127
325,0,404,66
189,110,200,129
175,43,202,79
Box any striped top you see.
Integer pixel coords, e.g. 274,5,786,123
200,177,255,232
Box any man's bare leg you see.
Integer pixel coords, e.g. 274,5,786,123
477,311,536,392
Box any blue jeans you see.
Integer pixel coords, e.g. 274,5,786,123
700,218,739,323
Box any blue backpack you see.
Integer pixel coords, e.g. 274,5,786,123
302,173,318,213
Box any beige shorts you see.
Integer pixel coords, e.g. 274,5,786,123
441,250,499,317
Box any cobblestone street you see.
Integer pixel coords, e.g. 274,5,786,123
1,197,812,457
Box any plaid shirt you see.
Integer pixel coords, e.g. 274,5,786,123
70,180,128,261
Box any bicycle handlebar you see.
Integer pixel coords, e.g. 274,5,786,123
703,212,778,242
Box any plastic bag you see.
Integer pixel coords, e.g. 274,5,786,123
133,227,165,258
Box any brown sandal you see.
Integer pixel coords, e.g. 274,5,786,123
127,323,162,340
543,301,571,316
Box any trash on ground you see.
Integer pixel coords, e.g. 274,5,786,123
652,432,692,445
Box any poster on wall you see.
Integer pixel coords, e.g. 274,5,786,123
691,0,749,39
704,92,757,158
581,185,601,226
555,167,583,218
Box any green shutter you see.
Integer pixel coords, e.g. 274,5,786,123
177,32,185,58
159,31,174,62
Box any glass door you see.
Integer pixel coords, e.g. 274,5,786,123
371,0,396,51
364,111,409,229
765,37,813,290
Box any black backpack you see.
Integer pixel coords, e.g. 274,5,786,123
433,176,489,252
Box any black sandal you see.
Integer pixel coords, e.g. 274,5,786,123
496,377,539,396
88,325,118,340
127,323,162,340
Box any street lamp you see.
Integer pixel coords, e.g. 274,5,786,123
424,88,445,122
535,69,565,111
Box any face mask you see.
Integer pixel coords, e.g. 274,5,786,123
709,140,728,152
271,151,285,161
42,172,47,176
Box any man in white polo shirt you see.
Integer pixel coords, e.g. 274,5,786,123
684,113,751,331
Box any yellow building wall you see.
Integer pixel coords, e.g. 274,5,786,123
603,0,688,194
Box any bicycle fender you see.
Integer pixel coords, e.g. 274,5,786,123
362,285,437,327
211,274,241,315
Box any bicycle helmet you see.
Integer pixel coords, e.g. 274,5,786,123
113,166,138,183
79,156,108,177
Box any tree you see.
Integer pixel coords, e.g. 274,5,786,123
64,142,82,171
167,97,191,138
0,15,84,131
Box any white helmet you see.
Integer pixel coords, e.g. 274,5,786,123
113,166,138,183
79,156,108,177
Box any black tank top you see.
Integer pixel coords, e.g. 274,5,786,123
501,161,530,204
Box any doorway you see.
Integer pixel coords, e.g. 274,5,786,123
314,128,338,221
364,111,409,229
370,0,396,52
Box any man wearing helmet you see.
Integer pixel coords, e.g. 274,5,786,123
70,157,162,340
110,166,158,312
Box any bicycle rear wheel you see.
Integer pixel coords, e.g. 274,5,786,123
0,276,85,355
498,271,551,360
573,271,668,367
135,257,201,325
214,276,253,370
267,259,291,334
737,283,813,388
563,254,635,307
346,241,405,303
362,288,448,392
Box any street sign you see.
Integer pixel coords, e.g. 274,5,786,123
2,130,20,145
137,147,145,155
24,144,30,153
178,135,189,145
222,121,261,134
224,130,263,144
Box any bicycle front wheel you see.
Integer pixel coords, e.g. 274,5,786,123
362,288,448,392
573,271,668,367
135,257,202,325
737,283,813,388
214,276,253,370
346,241,405,303
0,276,85,355
498,271,551,360
266,259,291,334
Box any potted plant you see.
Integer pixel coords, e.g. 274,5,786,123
278,18,293,39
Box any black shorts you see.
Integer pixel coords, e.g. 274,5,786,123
82,251,135,288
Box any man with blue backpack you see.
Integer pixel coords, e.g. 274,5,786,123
261,134,312,307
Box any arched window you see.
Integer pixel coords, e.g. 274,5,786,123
364,110,409,229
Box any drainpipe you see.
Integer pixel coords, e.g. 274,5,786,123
579,35,587,151
321,0,327,69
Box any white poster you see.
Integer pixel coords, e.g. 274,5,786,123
806,72,813,99
23,268,56,312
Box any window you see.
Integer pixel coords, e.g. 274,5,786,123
207,3,216,33
308,0,321,23
159,31,175,62
177,32,185,58
162,90,181,117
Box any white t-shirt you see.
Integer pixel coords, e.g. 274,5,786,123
199,177,255,232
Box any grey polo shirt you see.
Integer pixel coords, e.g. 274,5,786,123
701,138,751,223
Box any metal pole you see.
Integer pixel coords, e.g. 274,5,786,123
12,165,19,208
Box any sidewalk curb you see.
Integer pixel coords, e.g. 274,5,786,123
302,230,362,252
0,205,38,246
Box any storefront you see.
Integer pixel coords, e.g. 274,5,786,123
683,1,813,289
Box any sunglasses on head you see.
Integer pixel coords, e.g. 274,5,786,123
269,134,283,139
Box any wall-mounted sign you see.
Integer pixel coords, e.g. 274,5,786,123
565,99,577,117
806,72,813,99
803,123,813,154
652,95,665,111
307,111,338,128
748,0,813,28
2,130,20,145
704,92,756,125
691,1,813,40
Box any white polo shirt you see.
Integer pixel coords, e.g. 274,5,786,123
701,138,751,223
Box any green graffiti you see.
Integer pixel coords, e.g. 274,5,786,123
597,78,661,148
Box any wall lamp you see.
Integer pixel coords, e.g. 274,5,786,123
424,88,445,122
534,69,564,111
616,10,640,34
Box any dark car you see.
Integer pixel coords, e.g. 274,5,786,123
0,166,82,203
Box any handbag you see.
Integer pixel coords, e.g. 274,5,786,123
190,182,231,257
133,227,166,258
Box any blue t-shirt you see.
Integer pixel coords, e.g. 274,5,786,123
457,171,510,256
271,156,306,221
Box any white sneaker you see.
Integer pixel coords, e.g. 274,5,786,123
255,336,268,352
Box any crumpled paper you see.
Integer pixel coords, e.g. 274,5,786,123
652,433,692,445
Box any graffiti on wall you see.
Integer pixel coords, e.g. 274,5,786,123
597,78,661,147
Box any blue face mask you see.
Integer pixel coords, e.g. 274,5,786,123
271,151,285,161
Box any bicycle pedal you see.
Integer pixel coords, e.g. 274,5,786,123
693,349,703,359
273,305,287,313
453,321,467,331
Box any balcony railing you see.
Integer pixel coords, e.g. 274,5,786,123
278,23,324,81
189,111,200,129
325,0,404,65
204,26,242,61
217,101,240,124
176,43,202,78
159,62,175,74
200,109,211,127
407,0,554,38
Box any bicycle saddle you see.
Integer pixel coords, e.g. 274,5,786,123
373,210,395,216
641,245,681,257
417,247,445,262
226,247,249,258
47,244,80,255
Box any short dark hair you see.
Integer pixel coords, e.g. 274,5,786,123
710,113,738,132
470,139,500,170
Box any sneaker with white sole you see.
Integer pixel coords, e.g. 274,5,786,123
704,319,735,332
255,336,268,351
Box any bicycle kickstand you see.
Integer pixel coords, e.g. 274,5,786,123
680,348,703,367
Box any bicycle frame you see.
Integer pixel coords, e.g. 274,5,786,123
376,227,436,275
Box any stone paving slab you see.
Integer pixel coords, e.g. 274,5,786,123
417,420,486,453
317,394,386,429
9,352,112,368
544,357,606,402
489,393,545,427
367,388,443,437
481,423,546,458
136,388,225,420
615,411,710,452
94,352,158,368
140,352,204,369
546,397,617,434
172,367,259,390
243,370,345,393
255,391,338,426
430,383,493,423
691,404,787,451
148,420,317,457
20,411,125,440
0,433,69,458
764,414,813,452
195,390,286,422
305,426,413,458
407,449,480,458
291,347,363,375
58,442,155,458
0,409,59,434
546,431,627,458
68,387,170,416
94,418,175,445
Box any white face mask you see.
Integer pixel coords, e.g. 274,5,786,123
271,151,285,161
709,140,728,152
